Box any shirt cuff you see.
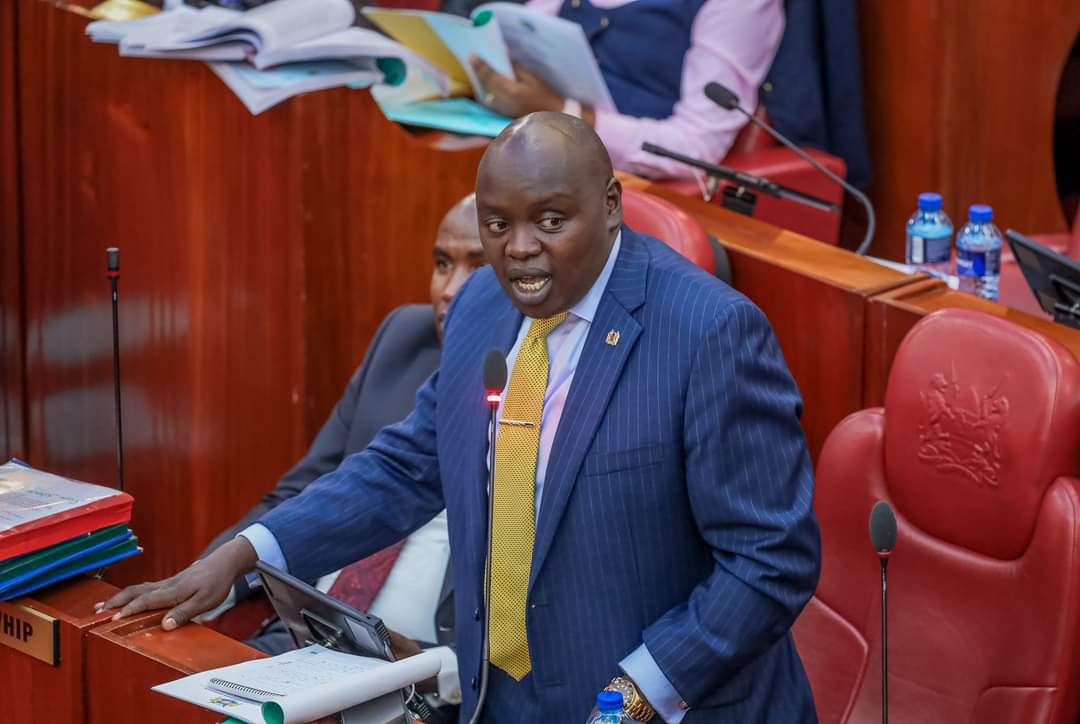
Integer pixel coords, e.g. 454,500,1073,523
620,643,687,724
237,523,288,588
431,645,461,705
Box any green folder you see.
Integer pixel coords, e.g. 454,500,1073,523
0,524,131,583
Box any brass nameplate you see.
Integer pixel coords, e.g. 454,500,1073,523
0,602,59,666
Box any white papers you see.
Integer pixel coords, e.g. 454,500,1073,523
153,645,444,724
209,60,383,115
146,0,354,54
423,11,514,96
477,2,615,111
0,461,122,533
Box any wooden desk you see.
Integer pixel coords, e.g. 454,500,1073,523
86,611,265,724
0,577,117,724
864,277,1080,407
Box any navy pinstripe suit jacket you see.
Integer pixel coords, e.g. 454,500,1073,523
259,228,821,722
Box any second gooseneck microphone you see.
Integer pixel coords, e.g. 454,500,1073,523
869,500,897,724
106,248,125,492
704,81,877,256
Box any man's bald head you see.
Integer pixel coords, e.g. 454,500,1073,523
482,112,614,184
437,193,478,244
475,112,622,318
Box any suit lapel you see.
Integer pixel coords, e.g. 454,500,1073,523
529,230,649,589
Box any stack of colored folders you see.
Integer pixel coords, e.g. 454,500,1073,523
0,459,141,601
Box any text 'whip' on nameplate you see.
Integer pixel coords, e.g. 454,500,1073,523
0,601,59,666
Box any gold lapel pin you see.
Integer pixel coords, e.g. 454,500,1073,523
605,329,620,347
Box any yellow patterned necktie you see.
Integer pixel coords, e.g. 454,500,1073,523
489,312,568,681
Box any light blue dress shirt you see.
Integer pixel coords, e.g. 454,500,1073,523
241,231,688,722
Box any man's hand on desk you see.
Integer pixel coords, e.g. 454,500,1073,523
95,537,258,631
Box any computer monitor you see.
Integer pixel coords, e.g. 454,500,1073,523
1005,230,1080,330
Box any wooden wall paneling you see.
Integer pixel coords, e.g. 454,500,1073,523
16,0,487,586
1,0,25,462
857,0,1080,260
296,93,484,438
0,577,118,724
637,181,921,461
17,0,307,584
856,0,947,260
936,1,1079,237
863,279,1080,409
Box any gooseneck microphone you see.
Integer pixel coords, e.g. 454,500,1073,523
468,349,508,724
869,500,897,724
106,248,125,492
641,142,837,214
704,81,877,256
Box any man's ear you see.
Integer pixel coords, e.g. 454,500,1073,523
605,176,623,233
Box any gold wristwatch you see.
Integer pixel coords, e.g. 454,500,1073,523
605,676,657,722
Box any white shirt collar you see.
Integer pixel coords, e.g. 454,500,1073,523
565,230,621,325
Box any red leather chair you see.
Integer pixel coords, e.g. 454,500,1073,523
656,107,848,245
1000,212,1080,317
794,308,1080,724
621,187,722,278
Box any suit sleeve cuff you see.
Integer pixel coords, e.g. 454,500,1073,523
237,523,288,587
620,643,688,724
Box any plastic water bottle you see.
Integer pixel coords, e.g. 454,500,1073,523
905,192,953,278
955,204,1003,301
586,690,627,723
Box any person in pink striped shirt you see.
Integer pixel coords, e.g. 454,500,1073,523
470,0,783,179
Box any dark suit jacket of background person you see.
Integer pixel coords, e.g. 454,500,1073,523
764,0,872,189
201,305,452,644
257,228,821,723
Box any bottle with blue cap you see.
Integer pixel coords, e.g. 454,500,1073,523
905,192,954,278
586,690,628,723
955,204,1002,301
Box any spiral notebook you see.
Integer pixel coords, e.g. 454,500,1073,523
153,644,443,724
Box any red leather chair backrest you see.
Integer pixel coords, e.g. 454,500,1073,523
621,188,715,274
727,105,775,156
796,308,1080,724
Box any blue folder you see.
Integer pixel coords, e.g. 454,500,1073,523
379,97,513,138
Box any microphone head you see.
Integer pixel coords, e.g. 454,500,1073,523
106,247,120,273
869,500,897,554
483,349,507,395
705,82,741,111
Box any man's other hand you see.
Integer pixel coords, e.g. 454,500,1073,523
470,57,564,119
95,537,258,631
386,629,438,694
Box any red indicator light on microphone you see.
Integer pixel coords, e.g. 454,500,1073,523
486,393,501,403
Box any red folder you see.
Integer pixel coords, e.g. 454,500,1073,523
0,493,133,562
0,461,134,562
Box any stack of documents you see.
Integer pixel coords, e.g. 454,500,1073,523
82,0,615,132
0,459,140,601
365,2,614,137
85,0,432,115
155,644,444,724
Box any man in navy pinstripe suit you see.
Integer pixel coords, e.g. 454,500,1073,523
102,112,820,723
